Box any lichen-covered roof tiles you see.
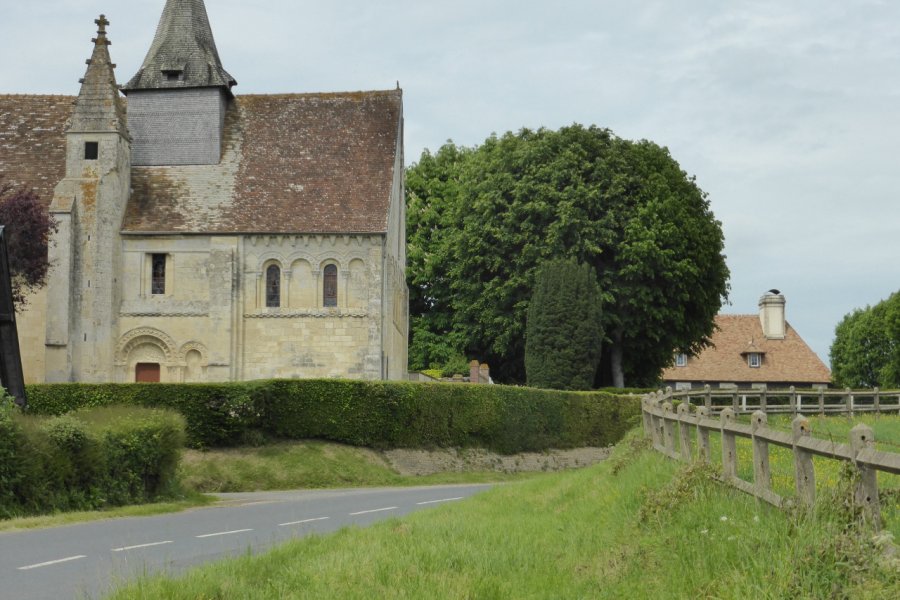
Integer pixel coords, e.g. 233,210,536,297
0,95,71,203
124,90,402,234
0,89,402,234
660,314,831,385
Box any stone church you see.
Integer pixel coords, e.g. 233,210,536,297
0,0,408,383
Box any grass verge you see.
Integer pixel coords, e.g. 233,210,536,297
178,440,535,493
109,431,900,599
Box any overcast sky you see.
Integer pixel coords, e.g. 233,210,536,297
3,0,899,365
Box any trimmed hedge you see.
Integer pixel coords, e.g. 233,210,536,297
26,380,641,454
25,383,261,448
0,402,185,519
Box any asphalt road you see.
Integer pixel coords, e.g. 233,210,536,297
0,484,493,600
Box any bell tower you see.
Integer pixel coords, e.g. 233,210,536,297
121,0,237,166
45,15,131,382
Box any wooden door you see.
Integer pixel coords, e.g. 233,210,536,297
135,362,161,383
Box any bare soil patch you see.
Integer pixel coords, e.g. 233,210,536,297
383,446,611,476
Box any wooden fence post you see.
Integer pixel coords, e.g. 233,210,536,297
792,416,815,507
663,402,676,456
789,386,796,415
732,390,739,414
720,407,737,479
696,406,710,463
849,424,881,528
846,388,853,417
642,396,652,438
652,398,664,449
818,386,825,416
759,387,767,412
677,402,692,462
873,387,880,414
751,411,771,493
704,384,712,412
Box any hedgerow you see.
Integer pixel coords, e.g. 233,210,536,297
0,401,185,519
25,380,641,453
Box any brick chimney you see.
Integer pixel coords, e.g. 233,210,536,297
758,289,786,340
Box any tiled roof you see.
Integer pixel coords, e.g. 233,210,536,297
122,0,236,92
0,90,402,234
661,314,831,385
123,90,402,234
0,95,71,204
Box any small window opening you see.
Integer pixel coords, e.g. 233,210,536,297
163,70,182,82
323,264,338,307
675,353,687,367
151,254,166,295
84,141,99,160
266,264,281,308
748,353,761,368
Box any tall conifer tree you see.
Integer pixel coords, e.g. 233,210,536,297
525,259,603,390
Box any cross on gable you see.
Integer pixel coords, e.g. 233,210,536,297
95,14,109,35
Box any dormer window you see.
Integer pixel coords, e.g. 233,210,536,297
748,352,762,368
675,353,687,367
162,70,182,82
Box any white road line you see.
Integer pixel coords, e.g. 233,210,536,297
348,506,398,516
237,500,278,507
111,541,173,552
18,555,87,570
195,528,254,539
278,517,330,527
416,497,464,505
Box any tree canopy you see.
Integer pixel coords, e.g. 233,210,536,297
525,258,603,390
0,180,56,308
830,292,900,388
406,125,729,386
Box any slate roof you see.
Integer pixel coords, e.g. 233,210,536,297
0,90,402,234
122,0,236,93
660,314,831,385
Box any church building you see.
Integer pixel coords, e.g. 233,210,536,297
0,0,408,383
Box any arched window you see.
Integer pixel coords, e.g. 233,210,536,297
323,264,338,307
266,264,280,307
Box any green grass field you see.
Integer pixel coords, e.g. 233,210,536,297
109,431,900,599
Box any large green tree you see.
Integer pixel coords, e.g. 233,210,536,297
830,292,900,388
406,125,729,386
525,259,603,390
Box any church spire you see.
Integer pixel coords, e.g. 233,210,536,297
121,0,237,94
69,15,128,137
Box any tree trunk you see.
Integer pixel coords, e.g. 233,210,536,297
610,329,625,388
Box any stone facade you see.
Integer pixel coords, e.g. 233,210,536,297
5,3,407,384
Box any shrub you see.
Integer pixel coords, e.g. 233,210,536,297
0,405,186,519
25,383,260,448
26,380,641,454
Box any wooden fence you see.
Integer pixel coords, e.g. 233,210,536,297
641,391,900,529
656,385,900,417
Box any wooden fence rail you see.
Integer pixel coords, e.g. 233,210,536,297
641,394,900,530
654,385,900,417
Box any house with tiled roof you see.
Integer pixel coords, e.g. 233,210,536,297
1,0,408,383
660,291,831,390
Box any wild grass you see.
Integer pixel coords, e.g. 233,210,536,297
178,440,532,493
673,412,900,538
108,432,900,599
